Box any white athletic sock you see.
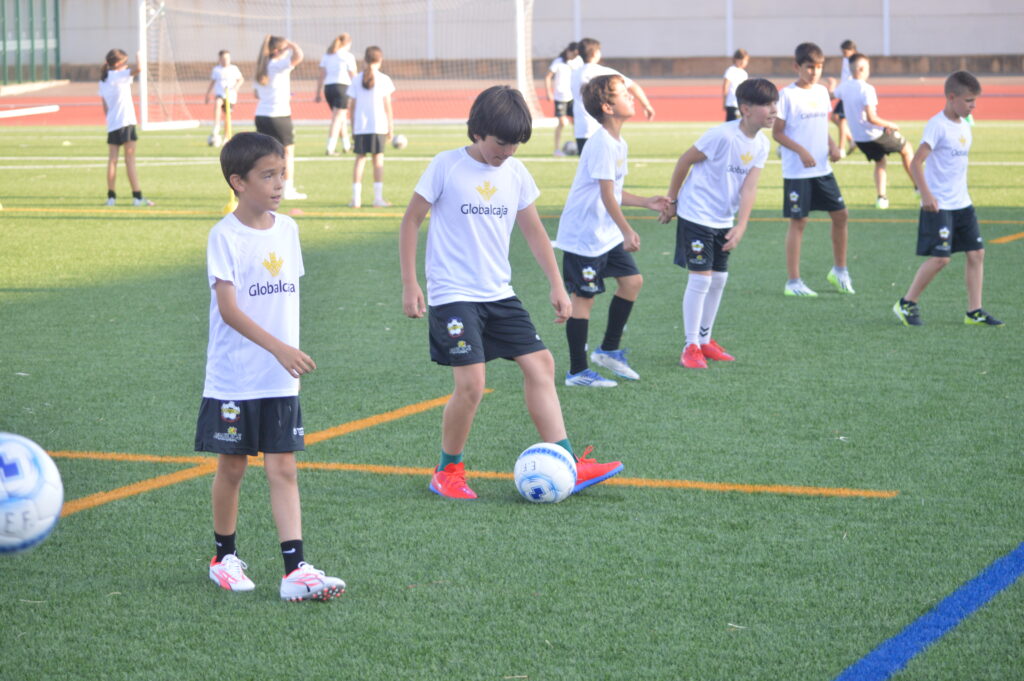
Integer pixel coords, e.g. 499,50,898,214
699,271,729,344
683,274,712,346
326,137,337,153
351,182,362,204
373,182,384,202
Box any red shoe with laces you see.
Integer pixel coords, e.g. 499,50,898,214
429,462,478,499
680,343,708,369
700,339,735,362
573,446,623,493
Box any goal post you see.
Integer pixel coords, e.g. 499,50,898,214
137,0,540,130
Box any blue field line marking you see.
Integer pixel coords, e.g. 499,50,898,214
833,540,1024,681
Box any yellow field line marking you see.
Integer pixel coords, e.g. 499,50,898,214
991,231,1024,244
49,450,898,500
59,461,217,518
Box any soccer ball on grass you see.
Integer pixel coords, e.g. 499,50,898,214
562,140,578,156
392,134,408,150
0,432,64,554
514,442,576,503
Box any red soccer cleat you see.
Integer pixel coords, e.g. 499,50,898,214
573,446,623,493
429,462,478,499
700,339,735,362
680,343,708,369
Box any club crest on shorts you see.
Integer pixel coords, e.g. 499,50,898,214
220,401,240,423
446,317,464,338
939,226,951,240
789,191,800,203
690,239,704,253
581,266,596,282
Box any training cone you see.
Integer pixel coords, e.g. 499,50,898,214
222,195,237,215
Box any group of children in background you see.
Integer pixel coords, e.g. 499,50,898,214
93,36,1003,601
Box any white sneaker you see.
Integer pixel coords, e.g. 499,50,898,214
372,199,391,207
348,200,361,208
105,197,116,207
827,268,856,294
132,197,155,207
283,188,307,201
209,554,255,592
838,147,847,159
875,196,889,209
590,347,639,380
280,562,346,602
553,149,566,157
784,280,819,297
342,138,352,153
564,368,618,388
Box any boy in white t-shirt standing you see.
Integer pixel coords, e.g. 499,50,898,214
660,79,777,369
829,39,857,157
893,72,1002,327
399,86,624,500
835,53,914,209
196,132,345,601
773,42,852,297
722,49,749,122
204,50,244,148
555,74,669,387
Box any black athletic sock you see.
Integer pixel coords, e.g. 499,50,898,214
566,317,589,375
107,190,116,199
281,539,305,575
132,190,143,200
214,532,236,561
601,295,634,351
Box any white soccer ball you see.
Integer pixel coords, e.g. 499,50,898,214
514,442,577,503
0,433,64,554
562,140,578,156
392,133,408,150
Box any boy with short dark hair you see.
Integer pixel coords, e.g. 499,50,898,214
399,86,624,500
773,41,853,297
660,79,778,368
197,131,345,601
893,71,1002,327
834,53,915,209
554,74,669,387
830,39,858,156
722,49,749,122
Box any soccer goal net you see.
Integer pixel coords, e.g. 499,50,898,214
138,0,539,130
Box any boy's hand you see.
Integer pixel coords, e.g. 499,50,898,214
920,193,939,212
403,283,426,318
275,345,316,378
621,227,641,252
314,92,322,103
645,195,672,214
723,227,746,252
799,149,817,167
828,146,842,162
643,103,656,120
658,203,676,224
550,287,572,324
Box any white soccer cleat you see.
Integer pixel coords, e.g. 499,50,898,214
133,197,155,207
105,198,116,207
283,188,307,201
280,562,346,602
372,199,392,207
589,347,639,380
827,268,856,294
875,196,889,209
784,280,819,297
209,554,255,592
564,368,618,388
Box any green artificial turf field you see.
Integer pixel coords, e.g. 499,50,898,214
1,119,1022,681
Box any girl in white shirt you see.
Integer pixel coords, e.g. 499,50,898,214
314,33,358,155
544,42,580,156
348,46,395,208
98,49,153,207
254,35,305,200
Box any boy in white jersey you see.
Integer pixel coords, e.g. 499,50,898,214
555,74,669,387
773,41,852,297
204,50,244,148
835,53,914,209
196,132,345,601
829,39,857,157
399,86,624,500
570,38,655,154
893,72,1003,327
660,79,777,369
722,49,749,122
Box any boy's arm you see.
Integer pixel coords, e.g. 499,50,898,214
864,104,897,131
627,81,656,120
721,77,730,106
213,279,316,377
724,166,763,252
399,192,432,318
544,70,555,101
204,79,215,103
910,142,938,211
384,94,394,140
772,117,816,168
516,204,572,323
599,179,640,252
659,145,707,223
314,67,326,101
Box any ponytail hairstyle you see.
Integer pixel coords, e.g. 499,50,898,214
362,46,383,90
101,48,128,82
326,33,351,54
256,34,286,86
559,41,579,63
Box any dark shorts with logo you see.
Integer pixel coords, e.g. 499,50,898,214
195,396,304,456
324,83,350,110
674,218,731,272
107,125,138,146
916,205,983,257
562,244,641,298
783,174,845,218
354,133,386,155
255,115,295,146
555,100,573,118
856,129,908,162
428,297,546,366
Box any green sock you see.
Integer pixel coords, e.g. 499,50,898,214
438,450,462,471
555,438,576,461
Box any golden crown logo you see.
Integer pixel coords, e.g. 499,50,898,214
263,252,284,277
740,151,754,164
959,135,967,146
476,181,498,201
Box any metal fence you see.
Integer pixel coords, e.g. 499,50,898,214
2,0,60,84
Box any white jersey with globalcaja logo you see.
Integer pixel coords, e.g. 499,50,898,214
920,111,972,210
678,120,769,229
777,82,833,179
415,147,540,306
204,212,304,400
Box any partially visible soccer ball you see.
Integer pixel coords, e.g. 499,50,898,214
514,442,577,503
562,140,578,156
392,134,408,150
0,433,63,554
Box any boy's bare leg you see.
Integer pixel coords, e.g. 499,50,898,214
106,144,119,191
874,157,888,198
124,141,141,192
830,208,849,268
785,217,808,279
265,453,302,542
441,363,486,456
515,349,567,443
965,249,985,311
212,454,248,535
899,143,915,184
905,256,949,302
372,153,385,182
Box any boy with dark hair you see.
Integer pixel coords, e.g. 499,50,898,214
399,86,624,500
830,39,858,156
197,131,345,601
660,79,778,368
722,48,749,122
893,71,1002,327
554,74,669,387
834,53,914,209
773,41,852,297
